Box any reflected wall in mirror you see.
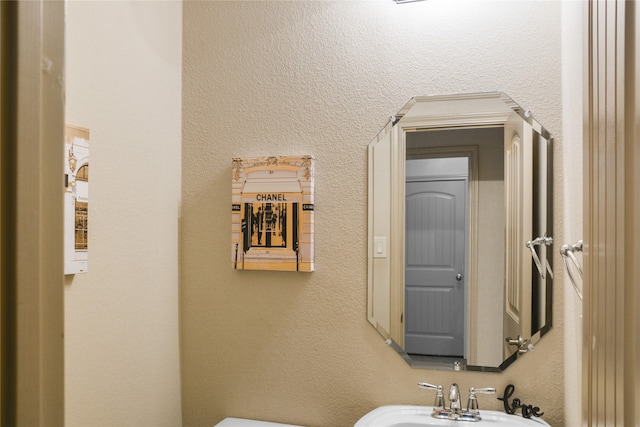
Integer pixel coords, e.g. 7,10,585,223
367,93,553,371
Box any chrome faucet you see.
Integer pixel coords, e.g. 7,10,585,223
418,382,496,422
448,383,461,412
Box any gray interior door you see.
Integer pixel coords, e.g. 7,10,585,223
405,179,466,357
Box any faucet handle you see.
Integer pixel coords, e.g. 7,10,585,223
466,387,496,415
472,387,496,394
418,382,445,410
417,382,439,390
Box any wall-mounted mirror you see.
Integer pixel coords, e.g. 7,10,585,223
367,92,553,371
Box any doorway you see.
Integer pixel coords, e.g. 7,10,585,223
404,157,468,358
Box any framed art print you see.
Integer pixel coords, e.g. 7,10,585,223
231,155,315,272
64,124,90,275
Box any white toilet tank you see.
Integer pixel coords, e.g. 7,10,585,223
215,417,303,427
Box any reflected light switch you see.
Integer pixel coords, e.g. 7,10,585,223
374,236,387,258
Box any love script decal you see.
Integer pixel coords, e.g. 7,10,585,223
497,384,544,419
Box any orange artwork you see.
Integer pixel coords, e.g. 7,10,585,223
231,155,314,272
64,124,90,274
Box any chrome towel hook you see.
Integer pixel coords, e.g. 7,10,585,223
526,236,554,279
560,240,583,301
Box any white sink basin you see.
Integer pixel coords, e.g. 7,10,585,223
354,405,551,426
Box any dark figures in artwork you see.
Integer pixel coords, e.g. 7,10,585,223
245,202,290,249
255,206,263,245
280,205,286,246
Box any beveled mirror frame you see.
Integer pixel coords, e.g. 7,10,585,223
367,92,553,371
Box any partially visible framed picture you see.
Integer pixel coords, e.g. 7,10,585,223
64,124,89,275
231,155,315,272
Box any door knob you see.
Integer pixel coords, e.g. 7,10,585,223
456,274,463,281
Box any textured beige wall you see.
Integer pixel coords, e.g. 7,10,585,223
64,2,183,426
182,1,567,426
